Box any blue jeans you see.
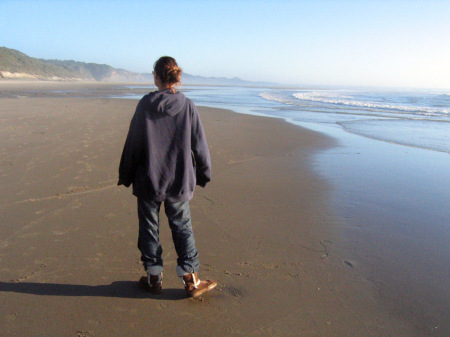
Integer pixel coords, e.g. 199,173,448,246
137,198,200,276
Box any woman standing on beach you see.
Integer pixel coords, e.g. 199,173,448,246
118,56,217,298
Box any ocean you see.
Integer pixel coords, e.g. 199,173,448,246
120,85,449,154
184,86,450,154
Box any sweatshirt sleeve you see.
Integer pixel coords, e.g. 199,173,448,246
191,103,211,187
118,99,146,187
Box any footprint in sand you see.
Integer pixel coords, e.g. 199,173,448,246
5,313,17,323
77,331,95,337
343,260,355,268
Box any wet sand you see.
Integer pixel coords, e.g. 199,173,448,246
0,82,445,336
312,125,450,337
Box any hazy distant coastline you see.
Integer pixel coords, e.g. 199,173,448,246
0,47,275,86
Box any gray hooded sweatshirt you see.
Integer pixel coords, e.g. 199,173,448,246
118,89,211,202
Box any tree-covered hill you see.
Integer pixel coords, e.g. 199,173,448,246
0,46,276,86
0,47,80,79
0,47,151,81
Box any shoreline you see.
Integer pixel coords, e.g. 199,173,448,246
311,123,450,336
0,83,447,336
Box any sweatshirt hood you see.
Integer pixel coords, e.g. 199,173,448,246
148,89,187,116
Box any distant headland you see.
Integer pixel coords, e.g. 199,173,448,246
0,47,275,86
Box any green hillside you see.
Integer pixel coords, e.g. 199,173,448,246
40,59,115,81
0,47,83,79
0,46,273,85
0,47,146,81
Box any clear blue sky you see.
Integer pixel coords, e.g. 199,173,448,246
1,0,449,89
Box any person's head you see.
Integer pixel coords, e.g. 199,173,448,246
153,56,182,92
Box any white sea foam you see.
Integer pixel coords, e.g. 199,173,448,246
292,92,449,115
258,92,294,104
257,88,450,152
259,90,449,116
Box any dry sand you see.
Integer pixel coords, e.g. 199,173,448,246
0,82,431,336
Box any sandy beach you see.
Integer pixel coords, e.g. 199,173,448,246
0,82,446,336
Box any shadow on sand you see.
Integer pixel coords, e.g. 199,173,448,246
0,281,186,300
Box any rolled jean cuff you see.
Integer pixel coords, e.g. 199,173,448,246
176,265,198,277
146,265,164,276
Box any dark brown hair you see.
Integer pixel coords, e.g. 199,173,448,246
153,56,182,87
